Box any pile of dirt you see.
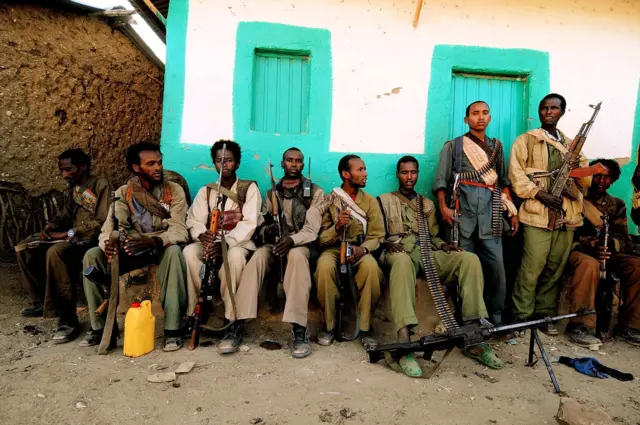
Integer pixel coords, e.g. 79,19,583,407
0,3,164,195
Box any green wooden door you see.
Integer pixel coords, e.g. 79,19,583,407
450,73,527,161
252,50,310,134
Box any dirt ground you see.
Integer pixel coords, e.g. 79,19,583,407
0,256,639,425
0,3,164,195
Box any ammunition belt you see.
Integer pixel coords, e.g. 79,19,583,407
416,195,460,331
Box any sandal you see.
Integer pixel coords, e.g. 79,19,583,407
388,352,423,378
163,336,182,352
463,343,504,369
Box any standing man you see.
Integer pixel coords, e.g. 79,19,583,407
241,147,324,358
183,140,262,355
379,156,501,376
314,154,385,347
509,93,592,333
16,149,111,344
81,142,189,352
433,101,518,326
563,159,640,346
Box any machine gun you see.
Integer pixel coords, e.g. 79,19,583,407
595,214,619,341
336,202,360,341
547,102,602,230
367,309,595,392
188,143,227,350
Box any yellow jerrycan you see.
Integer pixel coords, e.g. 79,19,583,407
124,300,155,357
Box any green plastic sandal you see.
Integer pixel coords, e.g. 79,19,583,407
463,343,504,369
388,352,423,378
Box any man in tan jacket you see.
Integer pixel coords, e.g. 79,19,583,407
82,142,189,351
509,93,591,333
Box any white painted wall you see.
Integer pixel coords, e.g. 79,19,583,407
181,0,640,159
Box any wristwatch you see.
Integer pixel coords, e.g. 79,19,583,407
67,229,75,239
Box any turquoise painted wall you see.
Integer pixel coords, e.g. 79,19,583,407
609,80,640,233
161,2,638,234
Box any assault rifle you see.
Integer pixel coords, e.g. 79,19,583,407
547,102,602,230
267,159,287,313
336,202,360,341
367,309,595,393
449,173,461,249
595,214,618,341
98,191,121,354
189,143,227,350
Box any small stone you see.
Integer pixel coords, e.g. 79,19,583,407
556,397,615,425
486,396,494,401
147,372,176,383
340,408,355,419
319,412,332,422
175,361,195,374
172,382,181,388
6,111,12,117
249,418,263,424
196,407,202,412
36,393,45,398
489,421,497,424
239,344,251,352
76,401,87,409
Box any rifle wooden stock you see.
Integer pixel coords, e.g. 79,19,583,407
339,240,347,265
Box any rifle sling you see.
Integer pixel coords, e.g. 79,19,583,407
98,251,119,355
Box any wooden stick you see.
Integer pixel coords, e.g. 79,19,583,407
413,0,424,28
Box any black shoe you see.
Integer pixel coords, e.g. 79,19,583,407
217,321,244,354
616,326,640,346
52,322,80,344
317,329,335,346
21,304,44,318
291,324,311,359
79,329,103,347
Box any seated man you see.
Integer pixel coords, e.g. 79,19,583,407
563,159,640,347
378,156,502,376
632,160,640,229
81,142,189,352
183,140,262,354
314,154,384,347
16,149,111,344
241,147,324,358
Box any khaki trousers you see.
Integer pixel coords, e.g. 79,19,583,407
381,247,487,332
241,245,312,327
564,251,640,329
183,242,253,321
512,225,574,319
16,236,91,324
82,245,187,331
314,249,383,332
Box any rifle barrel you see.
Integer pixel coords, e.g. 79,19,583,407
489,310,595,334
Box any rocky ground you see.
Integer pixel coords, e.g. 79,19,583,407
0,256,639,425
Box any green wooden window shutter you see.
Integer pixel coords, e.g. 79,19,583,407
252,50,310,134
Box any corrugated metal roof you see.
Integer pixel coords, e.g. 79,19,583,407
130,0,168,42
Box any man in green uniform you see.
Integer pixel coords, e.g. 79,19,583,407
315,155,385,347
509,93,591,333
433,101,518,326
378,156,501,376
16,149,112,344
81,142,189,352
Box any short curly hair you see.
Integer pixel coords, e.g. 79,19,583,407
591,158,621,182
211,140,241,164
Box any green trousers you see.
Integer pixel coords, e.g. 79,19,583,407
512,225,574,319
380,247,488,332
82,245,187,331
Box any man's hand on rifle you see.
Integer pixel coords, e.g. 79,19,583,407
585,238,612,263
535,190,563,211
273,237,294,257
348,246,366,263
104,239,118,260
335,209,350,232
124,237,157,256
263,223,280,245
440,204,459,227
568,159,581,170
441,243,462,254
386,242,405,254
